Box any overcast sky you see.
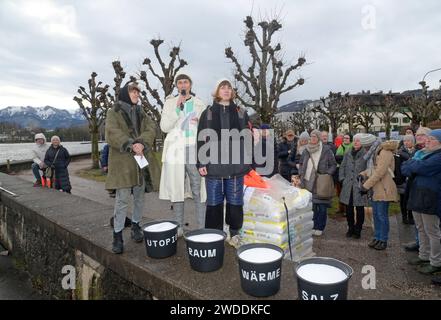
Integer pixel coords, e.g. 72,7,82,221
1,0,440,110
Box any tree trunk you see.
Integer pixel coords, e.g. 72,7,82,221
91,127,100,169
385,122,391,140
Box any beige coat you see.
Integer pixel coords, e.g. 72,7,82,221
159,95,207,203
362,141,399,202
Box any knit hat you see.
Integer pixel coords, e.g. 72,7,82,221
260,123,270,130
299,131,310,140
34,133,46,143
416,126,431,136
353,133,376,146
51,135,61,142
212,78,233,95
127,82,141,92
174,73,193,85
428,129,441,143
403,134,415,144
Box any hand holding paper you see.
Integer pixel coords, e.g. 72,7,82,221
134,155,149,169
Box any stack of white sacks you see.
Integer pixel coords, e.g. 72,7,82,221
240,174,314,261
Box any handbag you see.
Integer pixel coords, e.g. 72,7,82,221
45,149,60,178
310,155,335,199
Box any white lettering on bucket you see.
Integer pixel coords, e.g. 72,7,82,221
241,268,281,282
188,248,217,258
146,234,177,248
302,290,339,300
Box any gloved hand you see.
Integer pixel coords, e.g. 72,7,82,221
359,186,369,195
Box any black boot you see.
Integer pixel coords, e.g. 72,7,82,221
205,204,224,230
112,231,124,254
408,213,415,225
402,214,409,224
131,223,144,243
110,216,132,228
352,227,361,239
346,227,354,238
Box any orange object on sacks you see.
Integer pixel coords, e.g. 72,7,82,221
244,170,269,189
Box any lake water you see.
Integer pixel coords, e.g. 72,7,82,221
0,142,105,164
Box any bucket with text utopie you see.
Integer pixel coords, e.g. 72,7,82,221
142,220,179,259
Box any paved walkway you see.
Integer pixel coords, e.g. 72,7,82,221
13,159,441,299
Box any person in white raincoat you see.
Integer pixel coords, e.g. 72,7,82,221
159,73,207,236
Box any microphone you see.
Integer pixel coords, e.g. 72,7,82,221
180,89,186,110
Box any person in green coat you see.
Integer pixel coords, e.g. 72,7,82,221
105,82,157,254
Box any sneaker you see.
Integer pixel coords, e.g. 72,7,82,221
407,256,430,266
417,264,441,275
228,235,243,249
374,241,387,250
404,242,419,252
313,230,323,237
131,223,144,243
368,239,379,248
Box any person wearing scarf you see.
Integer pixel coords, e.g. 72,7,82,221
335,134,353,214
299,129,337,236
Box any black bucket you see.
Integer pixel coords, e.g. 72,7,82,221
184,229,226,272
295,257,353,300
142,220,178,259
237,243,284,297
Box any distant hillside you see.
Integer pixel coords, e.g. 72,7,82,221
0,106,86,129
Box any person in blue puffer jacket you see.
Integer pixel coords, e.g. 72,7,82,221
401,129,441,275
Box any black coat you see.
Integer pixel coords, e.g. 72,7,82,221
44,145,71,192
277,140,296,177
197,102,252,179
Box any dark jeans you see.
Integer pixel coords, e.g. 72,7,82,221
313,203,328,231
400,194,413,221
31,163,44,181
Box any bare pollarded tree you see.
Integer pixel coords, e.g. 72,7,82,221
73,72,112,169
226,15,306,124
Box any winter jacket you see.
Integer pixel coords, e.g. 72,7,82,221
278,139,296,177
299,144,337,205
362,141,399,202
159,94,207,202
44,145,71,192
339,148,368,207
196,101,252,179
32,133,49,166
104,100,157,190
402,148,441,218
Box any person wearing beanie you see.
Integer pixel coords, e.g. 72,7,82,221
360,139,399,251
402,129,441,275
105,82,157,254
197,78,253,248
396,134,416,225
339,134,368,239
278,129,297,181
159,73,207,238
299,129,337,236
31,133,49,187
44,135,71,194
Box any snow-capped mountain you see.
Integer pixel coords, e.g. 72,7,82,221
0,106,87,129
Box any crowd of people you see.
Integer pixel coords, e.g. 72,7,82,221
29,72,441,283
